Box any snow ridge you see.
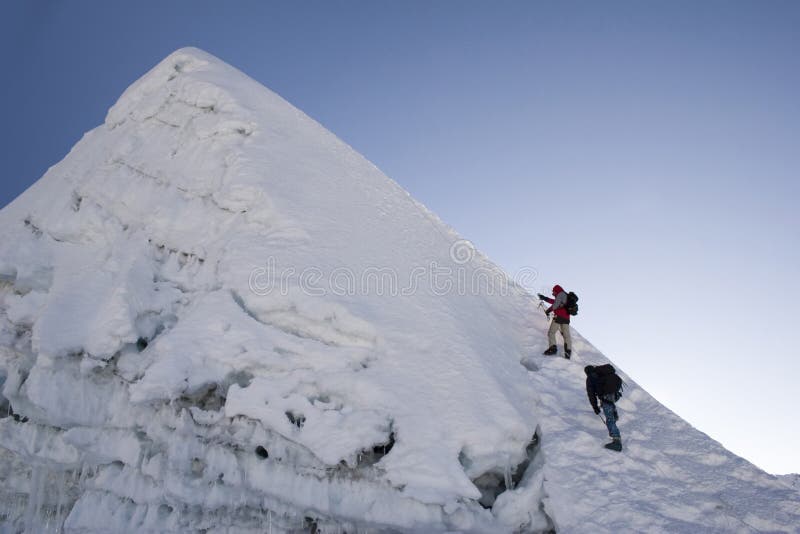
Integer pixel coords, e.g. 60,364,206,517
0,48,544,533
1,48,799,533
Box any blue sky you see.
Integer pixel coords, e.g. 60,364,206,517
2,1,798,474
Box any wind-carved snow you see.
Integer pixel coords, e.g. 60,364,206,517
1,47,798,533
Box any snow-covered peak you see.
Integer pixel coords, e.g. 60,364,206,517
1,48,798,533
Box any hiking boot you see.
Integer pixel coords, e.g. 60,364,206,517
564,346,572,359
542,345,557,356
604,438,622,452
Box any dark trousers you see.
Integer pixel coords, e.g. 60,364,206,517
602,401,620,439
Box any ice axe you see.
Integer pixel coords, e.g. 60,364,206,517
596,411,607,425
537,299,551,319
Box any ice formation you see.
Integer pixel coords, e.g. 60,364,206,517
1,48,798,533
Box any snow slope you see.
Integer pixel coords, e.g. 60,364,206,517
1,48,798,533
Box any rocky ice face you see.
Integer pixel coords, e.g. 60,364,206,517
0,48,546,532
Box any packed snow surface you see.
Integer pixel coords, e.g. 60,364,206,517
1,48,798,533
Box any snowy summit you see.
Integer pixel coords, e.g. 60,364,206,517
0,48,797,533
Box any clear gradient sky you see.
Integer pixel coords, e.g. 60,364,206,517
1,1,798,474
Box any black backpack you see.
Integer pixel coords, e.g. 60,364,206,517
594,364,623,401
565,291,579,316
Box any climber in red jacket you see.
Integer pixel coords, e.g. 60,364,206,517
538,284,573,358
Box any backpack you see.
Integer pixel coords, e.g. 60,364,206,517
565,291,579,316
594,364,623,402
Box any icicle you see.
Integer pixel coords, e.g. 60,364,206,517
24,465,46,534
504,454,513,491
78,462,87,489
56,469,66,533
36,466,47,532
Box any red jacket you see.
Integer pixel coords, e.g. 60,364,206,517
543,285,570,323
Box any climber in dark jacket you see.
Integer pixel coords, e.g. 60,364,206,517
537,284,572,358
585,365,622,451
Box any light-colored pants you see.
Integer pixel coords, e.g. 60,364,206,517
547,321,572,349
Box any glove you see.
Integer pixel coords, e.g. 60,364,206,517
537,293,546,301
545,310,551,318
593,406,601,415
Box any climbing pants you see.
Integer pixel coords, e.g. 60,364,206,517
547,320,572,349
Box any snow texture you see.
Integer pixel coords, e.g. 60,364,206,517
1,47,798,533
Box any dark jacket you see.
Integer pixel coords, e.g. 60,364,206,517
585,365,618,412
542,284,570,324
585,369,602,413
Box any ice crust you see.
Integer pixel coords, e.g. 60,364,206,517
1,48,798,533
